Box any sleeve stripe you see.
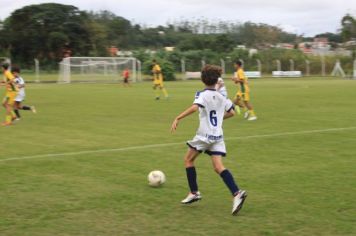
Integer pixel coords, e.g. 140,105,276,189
227,105,235,112
193,103,205,108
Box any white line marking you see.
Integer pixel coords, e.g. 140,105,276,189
1,126,356,163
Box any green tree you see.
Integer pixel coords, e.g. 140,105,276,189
211,34,235,52
341,14,356,41
3,3,92,67
143,58,176,81
87,10,134,50
315,32,342,43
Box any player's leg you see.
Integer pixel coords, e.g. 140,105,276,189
126,78,131,87
233,94,243,115
9,95,17,121
211,155,247,215
181,147,202,204
243,100,254,114
22,105,35,113
16,94,36,114
210,155,239,195
123,78,129,87
2,97,15,125
208,141,247,215
153,84,160,100
184,147,200,190
2,98,11,124
9,95,17,122
237,94,250,118
243,94,257,121
207,142,240,195
5,104,13,124
14,101,21,119
159,83,169,98
2,97,6,108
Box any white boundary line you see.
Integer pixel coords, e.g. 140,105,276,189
1,126,356,163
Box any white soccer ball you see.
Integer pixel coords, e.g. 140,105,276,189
148,170,166,187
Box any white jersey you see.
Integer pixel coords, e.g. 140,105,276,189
193,89,234,142
14,76,26,101
216,77,228,97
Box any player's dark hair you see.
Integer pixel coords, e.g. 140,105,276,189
235,60,242,67
152,59,157,63
1,63,9,70
201,64,221,86
11,65,20,73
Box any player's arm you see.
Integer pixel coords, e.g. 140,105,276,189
216,79,223,89
8,79,16,88
233,78,244,84
231,76,242,84
152,65,161,74
171,104,199,133
232,71,245,84
224,101,235,120
232,75,245,84
224,109,235,120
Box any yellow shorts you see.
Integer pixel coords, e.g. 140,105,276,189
3,92,17,105
153,80,164,87
235,91,250,102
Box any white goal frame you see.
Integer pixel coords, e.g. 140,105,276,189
58,57,141,83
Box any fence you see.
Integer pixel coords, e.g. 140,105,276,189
6,56,356,82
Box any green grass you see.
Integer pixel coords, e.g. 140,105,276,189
0,78,355,235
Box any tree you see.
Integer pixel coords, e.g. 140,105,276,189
0,20,10,55
143,58,176,81
87,11,134,49
341,14,356,41
211,34,235,52
3,3,92,67
315,32,342,43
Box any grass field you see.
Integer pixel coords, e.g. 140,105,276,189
0,77,355,235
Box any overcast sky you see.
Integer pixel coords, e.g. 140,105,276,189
1,0,356,36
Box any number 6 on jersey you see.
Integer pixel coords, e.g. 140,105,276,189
209,110,217,126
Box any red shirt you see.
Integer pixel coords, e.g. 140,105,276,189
123,70,129,78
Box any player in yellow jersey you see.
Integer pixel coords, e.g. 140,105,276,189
1,63,18,126
152,59,169,100
232,60,257,121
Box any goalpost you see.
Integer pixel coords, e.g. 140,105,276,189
58,57,141,83
331,60,346,78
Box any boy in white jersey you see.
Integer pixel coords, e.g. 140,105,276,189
12,66,36,120
171,65,247,216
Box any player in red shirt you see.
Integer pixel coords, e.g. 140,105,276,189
122,68,130,87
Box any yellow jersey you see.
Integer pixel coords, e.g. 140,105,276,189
236,68,249,93
3,70,18,93
152,64,163,82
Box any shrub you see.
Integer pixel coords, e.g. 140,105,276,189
143,58,176,81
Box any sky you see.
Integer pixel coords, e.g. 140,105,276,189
1,0,356,36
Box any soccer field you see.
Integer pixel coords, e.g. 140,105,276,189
0,78,355,235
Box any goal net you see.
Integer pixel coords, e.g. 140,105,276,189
58,57,141,83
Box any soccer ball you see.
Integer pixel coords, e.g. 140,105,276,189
147,170,166,187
